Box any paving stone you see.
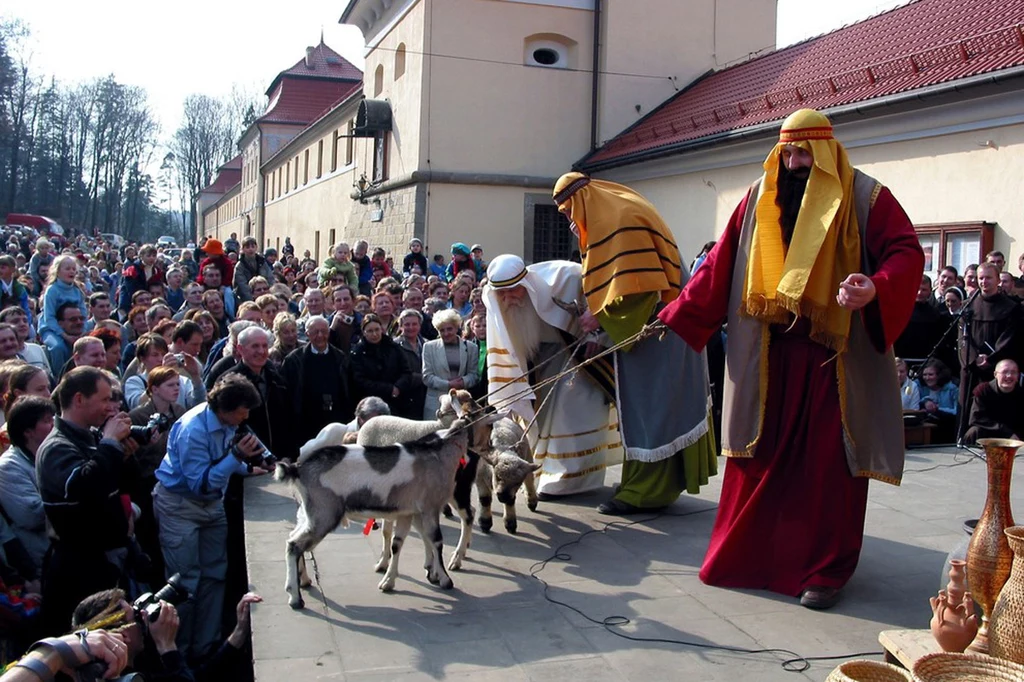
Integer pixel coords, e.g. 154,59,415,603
244,449,1024,681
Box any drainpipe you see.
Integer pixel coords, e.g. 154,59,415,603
590,0,602,151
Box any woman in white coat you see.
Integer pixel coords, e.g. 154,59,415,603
421,309,479,419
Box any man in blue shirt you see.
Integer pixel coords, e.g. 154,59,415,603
152,373,264,661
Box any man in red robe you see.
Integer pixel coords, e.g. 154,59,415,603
657,109,923,610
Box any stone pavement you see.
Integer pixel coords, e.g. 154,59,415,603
243,446,1024,682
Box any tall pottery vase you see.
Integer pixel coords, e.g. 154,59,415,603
965,438,1019,654
989,526,1024,663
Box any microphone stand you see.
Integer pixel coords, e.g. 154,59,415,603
908,289,978,447
914,289,979,380
953,289,981,446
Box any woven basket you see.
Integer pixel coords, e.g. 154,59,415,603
912,652,1024,681
826,660,913,682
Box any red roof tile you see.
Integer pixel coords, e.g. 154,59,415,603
203,154,243,194
265,41,363,95
260,78,362,126
581,0,1024,170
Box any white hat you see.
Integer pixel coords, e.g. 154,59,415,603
486,254,527,289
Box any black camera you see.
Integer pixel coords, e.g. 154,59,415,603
75,575,190,682
233,424,277,470
133,572,190,623
128,412,172,445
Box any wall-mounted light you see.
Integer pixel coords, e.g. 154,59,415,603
355,174,369,204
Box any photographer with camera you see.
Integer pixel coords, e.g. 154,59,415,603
127,367,184,587
61,583,262,682
151,374,266,662
123,334,205,412
36,367,134,638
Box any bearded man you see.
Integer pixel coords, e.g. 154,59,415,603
485,256,622,497
657,109,923,609
552,173,717,516
957,261,1024,433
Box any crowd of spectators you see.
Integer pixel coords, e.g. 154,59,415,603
0,224,491,679
894,249,1024,444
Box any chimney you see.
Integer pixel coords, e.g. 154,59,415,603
305,46,315,69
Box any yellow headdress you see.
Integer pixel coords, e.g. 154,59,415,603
553,172,682,318
744,108,860,352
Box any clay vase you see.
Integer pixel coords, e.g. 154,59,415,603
929,589,978,653
965,437,1020,654
946,560,968,603
989,526,1024,663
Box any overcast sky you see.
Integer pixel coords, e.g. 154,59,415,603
3,0,907,138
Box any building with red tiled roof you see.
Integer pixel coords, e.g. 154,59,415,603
580,0,1024,281
199,41,364,249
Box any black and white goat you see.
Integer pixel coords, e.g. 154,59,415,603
274,389,472,609
356,390,481,572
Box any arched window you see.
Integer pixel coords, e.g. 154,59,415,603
524,34,577,69
374,64,384,97
394,43,406,80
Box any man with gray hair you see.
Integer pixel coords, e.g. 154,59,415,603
220,325,292,459
297,287,328,342
204,320,259,389
282,315,353,446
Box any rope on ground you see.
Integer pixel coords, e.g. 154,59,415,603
528,507,877,673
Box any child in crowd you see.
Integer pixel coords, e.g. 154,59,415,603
370,247,392,280
319,242,359,288
196,239,234,291
403,238,428,277
353,240,373,296
430,254,446,278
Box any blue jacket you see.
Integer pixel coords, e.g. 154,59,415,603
155,404,249,501
38,280,86,342
918,380,959,415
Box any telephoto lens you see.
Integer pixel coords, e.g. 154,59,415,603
134,573,190,622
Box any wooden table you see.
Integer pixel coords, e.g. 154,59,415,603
879,629,941,669
904,421,937,446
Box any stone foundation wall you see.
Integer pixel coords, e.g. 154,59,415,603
344,183,426,256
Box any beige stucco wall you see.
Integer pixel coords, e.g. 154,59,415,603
599,0,776,145
425,183,532,261
854,123,1024,263
362,1,427,179
201,188,245,245
424,0,594,175
262,162,359,262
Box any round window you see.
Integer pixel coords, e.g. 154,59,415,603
532,48,560,66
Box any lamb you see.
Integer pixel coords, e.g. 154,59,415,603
474,414,541,535
274,389,473,609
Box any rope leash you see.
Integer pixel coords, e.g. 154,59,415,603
451,320,668,437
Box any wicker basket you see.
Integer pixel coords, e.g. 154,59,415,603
912,652,1024,681
826,660,913,682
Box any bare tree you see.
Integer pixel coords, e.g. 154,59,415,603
170,94,237,235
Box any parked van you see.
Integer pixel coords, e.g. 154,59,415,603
99,233,126,248
6,213,65,237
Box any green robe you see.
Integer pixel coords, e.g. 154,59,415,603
598,293,717,507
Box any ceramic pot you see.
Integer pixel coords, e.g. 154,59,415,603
930,560,978,652
965,438,1019,654
989,526,1024,663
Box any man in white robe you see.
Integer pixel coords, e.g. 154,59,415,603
484,255,622,496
